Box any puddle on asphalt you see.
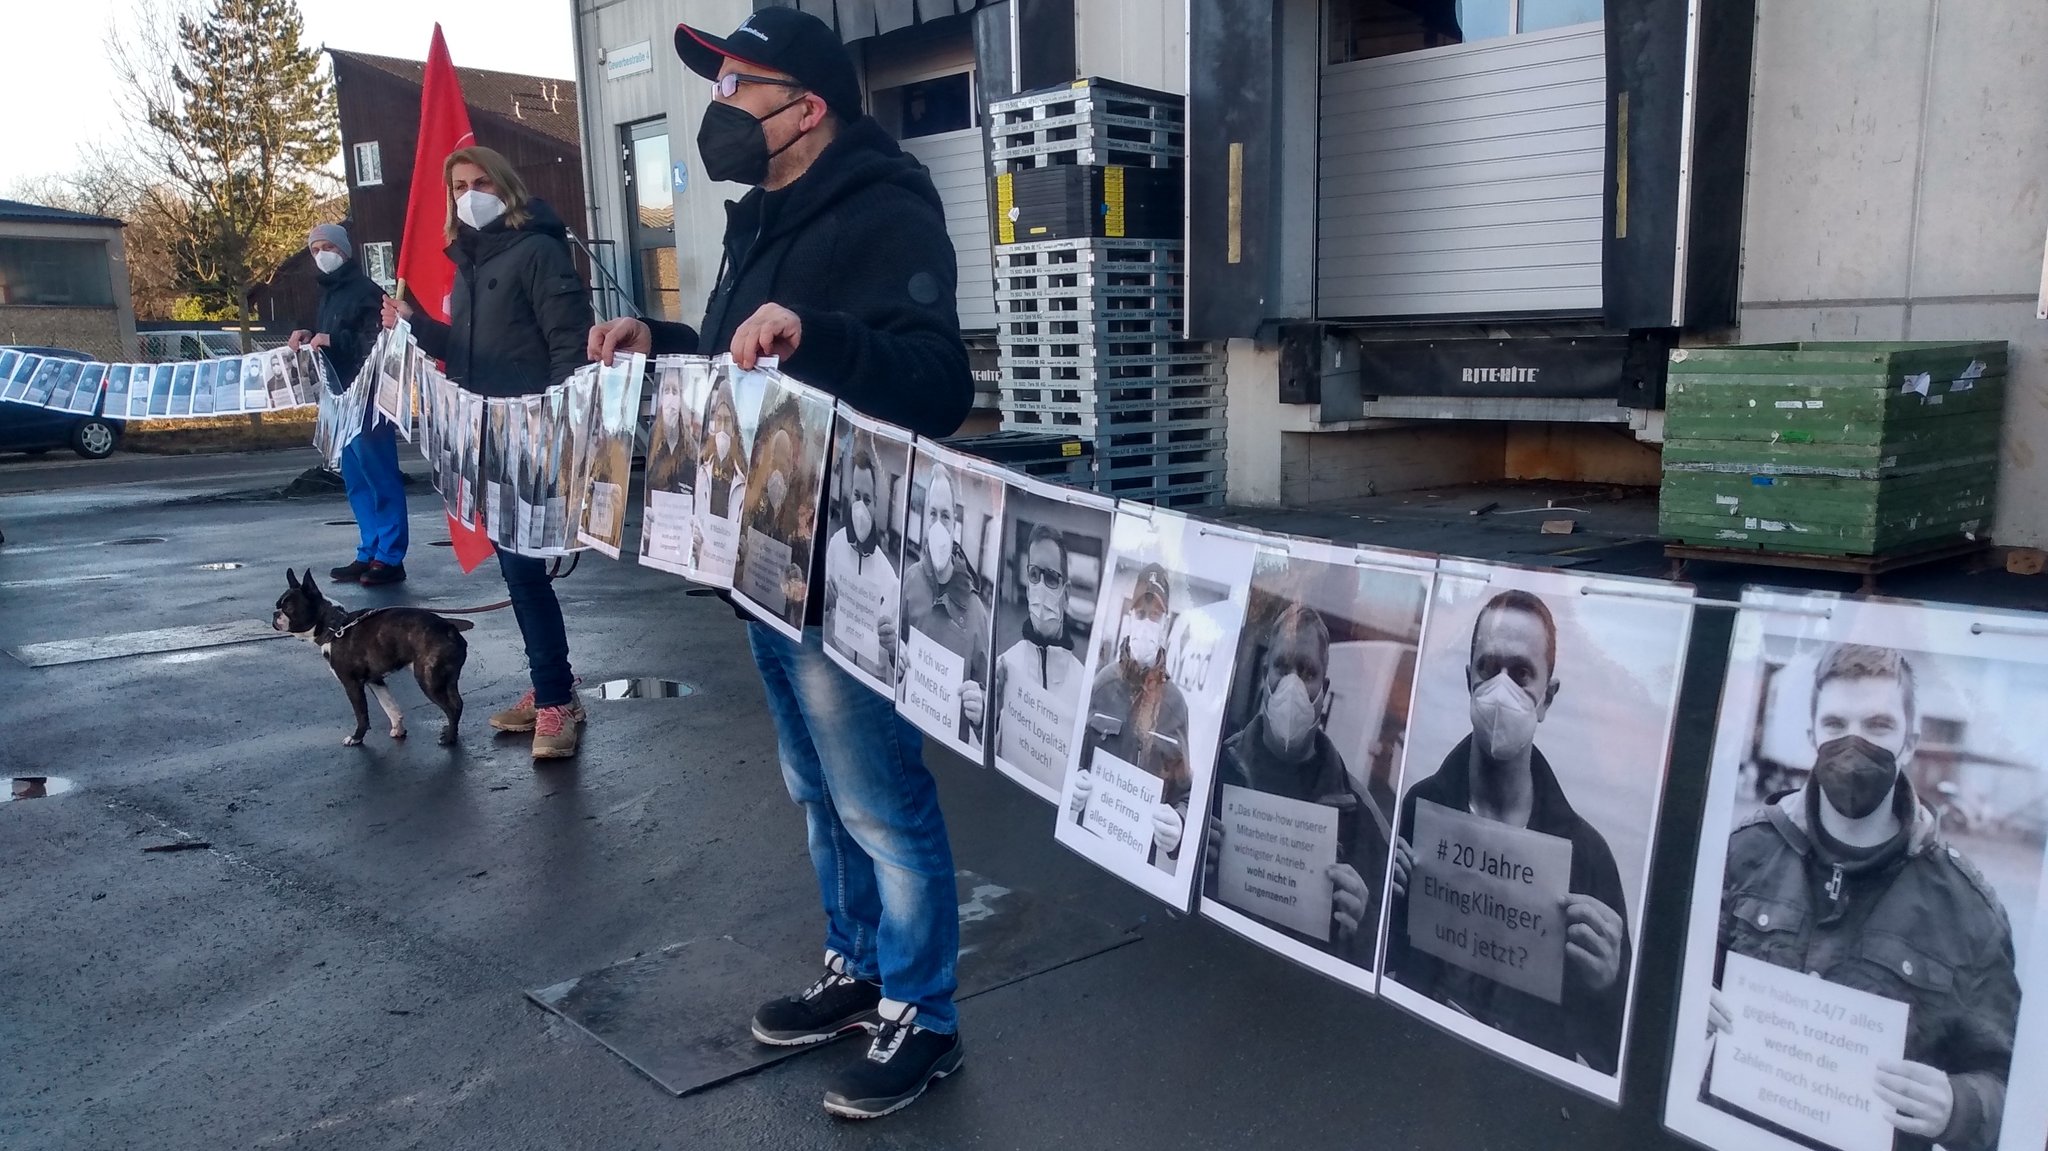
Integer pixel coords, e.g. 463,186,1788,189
0,574,117,590
196,562,245,571
107,536,167,546
4,776,77,802
322,519,357,527
427,540,453,547
584,678,696,701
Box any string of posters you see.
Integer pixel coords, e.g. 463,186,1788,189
332,326,2048,1151
0,345,325,418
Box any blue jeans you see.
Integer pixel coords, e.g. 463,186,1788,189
340,421,408,564
746,623,959,1033
498,549,573,706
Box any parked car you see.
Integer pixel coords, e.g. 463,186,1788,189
0,346,120,459
139,329,283,363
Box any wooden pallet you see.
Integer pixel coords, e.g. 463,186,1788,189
1662,536,1988,593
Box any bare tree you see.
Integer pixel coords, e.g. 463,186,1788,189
110,0,338,349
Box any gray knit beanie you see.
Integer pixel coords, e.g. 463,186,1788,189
307,223,352,260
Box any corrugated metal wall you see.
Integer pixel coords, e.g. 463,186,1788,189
899,128,998,331
1316,22,1606,320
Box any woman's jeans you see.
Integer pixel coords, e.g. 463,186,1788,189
746,622,959,1033
497,549,573,706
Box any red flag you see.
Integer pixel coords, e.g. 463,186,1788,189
400,26,491,570
397,24,474,324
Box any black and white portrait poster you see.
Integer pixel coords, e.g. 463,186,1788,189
213,356,243,415
986,473,1115,803
484,397,516,548
454,389,484,529
574,351,646,559
820,408,913,696
144,363,174,418
682,358,769,589
192,359,221,416
638,355,711,576
1198,540,1436,993
1054,506,1258,910
166,361,195,417
516,395,552,553
1378,559,1693,1102
266,350,293,411
102,364,133,419
20,356,65,407
0,350,24,401
375,322,409,434
1664,591,2048,1151
239,352,268,414
541,378,585,553
730,374,834,641
892,441,1006,762
551,364,601,553
3,354,45,406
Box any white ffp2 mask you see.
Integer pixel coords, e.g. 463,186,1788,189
312,249,345,274
456,189,506,230
1470,671,1540,760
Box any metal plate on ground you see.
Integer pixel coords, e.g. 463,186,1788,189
6,621,287,668
525,870,1138,1097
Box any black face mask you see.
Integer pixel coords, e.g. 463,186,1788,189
1812,734,1900,820
697,96,807,186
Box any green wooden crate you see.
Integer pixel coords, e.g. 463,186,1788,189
1659,341,2005,556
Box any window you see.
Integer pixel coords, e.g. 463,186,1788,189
871,71,975,140
362,242,395,290
0,237,115,307
354,141,383,187
1327,0,1601,64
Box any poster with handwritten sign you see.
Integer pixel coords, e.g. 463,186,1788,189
1213,785,1340,941
1708,954,1908,1151
1405,799,1571,1004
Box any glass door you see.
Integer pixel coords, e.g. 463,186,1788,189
621,118,680,322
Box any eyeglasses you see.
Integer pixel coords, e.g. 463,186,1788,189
712,73,805,100
1025,564,1067,591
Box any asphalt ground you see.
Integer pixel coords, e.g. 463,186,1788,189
3,449,2039,1150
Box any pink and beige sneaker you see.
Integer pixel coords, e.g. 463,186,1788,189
489,689,538,733
532,702,585,760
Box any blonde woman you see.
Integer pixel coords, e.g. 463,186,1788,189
382,145,595,759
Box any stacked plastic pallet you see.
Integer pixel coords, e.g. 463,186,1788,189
989,79,1225,508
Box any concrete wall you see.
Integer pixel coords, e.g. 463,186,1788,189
1736,0,2048,544
0,218,137,360
0,306,128,361
1076,0,1187,94
575,0,751,328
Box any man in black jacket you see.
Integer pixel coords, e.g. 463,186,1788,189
1383,589,1633,1073
289,223,400,586
588,8,972,1120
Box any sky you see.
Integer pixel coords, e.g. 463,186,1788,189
0,0,577,192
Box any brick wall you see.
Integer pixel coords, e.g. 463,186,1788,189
0,306,128,361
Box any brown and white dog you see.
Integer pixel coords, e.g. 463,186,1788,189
272,568,471,746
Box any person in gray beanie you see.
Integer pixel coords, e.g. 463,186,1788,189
289,222,403,585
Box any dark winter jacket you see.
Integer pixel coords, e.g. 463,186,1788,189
313,259,386,392
411,198,593,397
1383,736,1632,1074
645,115,973,438
1714,783,2019,1151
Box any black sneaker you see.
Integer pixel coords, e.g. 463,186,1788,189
329,559,370,582
359,561,407,586
750,953,883,1047
821,1001,962,1120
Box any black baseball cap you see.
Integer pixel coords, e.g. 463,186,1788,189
1132,563,1172,609
675,8,863,122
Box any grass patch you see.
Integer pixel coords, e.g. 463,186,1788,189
122,410,318,455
